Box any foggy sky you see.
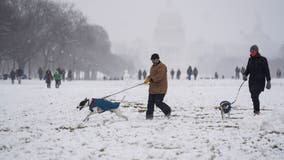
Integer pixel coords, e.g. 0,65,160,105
59,0,284,77
61,0,283,45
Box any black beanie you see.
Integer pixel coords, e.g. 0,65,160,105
250,45,259,52
151,53,159,60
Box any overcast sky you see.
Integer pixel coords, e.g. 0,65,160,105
57,0,283,76
60,0,283,45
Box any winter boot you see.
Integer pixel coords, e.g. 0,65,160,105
165,108,171,118
254,110,260,116
146,114,153,120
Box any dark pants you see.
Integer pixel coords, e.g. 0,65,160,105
47,83,51,88
146,94,171,119
55,80,60,88
250,91,261,112
17,77,21,84
46,80,51,88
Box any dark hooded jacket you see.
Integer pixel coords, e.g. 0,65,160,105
244,53,271,93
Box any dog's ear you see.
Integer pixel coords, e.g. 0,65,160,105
81,99,88,106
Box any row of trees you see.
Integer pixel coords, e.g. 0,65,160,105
0,0,133,79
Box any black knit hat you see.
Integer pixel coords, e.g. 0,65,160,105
250,45,259,52
151,53,159,60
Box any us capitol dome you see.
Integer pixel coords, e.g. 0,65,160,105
153,2,186,55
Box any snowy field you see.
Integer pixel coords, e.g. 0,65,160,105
0,79,284,160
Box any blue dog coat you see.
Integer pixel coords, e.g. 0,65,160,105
220,101,232,113
89,98,120,112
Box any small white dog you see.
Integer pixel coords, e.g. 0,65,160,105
77,98,128,121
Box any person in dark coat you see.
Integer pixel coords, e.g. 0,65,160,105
142,70,147,80
214,72,219,79
67,70,72,81
276,69,281,78
144,53,171,120
61,68,66,81
16,68,23,84
44,69,53,88
243,45,271,115
187,66,192,80
138,70,142,80
241,66,246,79
235,66,240,79
193,67,198,80
176,69,181,79
170,69,175,79
38,67,43,80
10,70,16,84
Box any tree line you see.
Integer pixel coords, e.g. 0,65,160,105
0,0,133,79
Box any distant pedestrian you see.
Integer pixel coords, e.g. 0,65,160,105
187,66,192,80
243,45,271,115
241,66,246,79
56,68,62,85
241,66,245,74
193,67,198,80
170,69,175,79
138,70,142,80
10,70,16,84
44,69,53,88
214,72,219,79
54,70,61,88
61,68,66,81
276,69,281,78
176,69,181,79
142,70,147,79
16,68,23,84
235,66,240,79
38,67,43,80
67,70,72,81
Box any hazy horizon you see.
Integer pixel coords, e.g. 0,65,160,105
60,0,283,44
58,0,284,77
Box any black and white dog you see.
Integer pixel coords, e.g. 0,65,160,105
217,101,232,119
77,98,128,121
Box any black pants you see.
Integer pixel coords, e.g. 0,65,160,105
146,94,171,119
55,80,60,88
250,91,261,112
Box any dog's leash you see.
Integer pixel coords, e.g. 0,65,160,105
101,83,144,99
231,80,246,105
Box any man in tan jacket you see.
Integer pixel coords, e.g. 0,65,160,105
144,53,171,119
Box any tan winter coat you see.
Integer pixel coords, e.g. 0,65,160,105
149,62,168,94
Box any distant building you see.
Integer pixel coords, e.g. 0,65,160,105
153,2,186,66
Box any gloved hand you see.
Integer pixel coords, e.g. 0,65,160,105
144,76,151,84
243,75,247,81
266,81,271,89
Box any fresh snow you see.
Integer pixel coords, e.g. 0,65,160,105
0,79,283,160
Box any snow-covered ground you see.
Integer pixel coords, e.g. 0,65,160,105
0,79,283,160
